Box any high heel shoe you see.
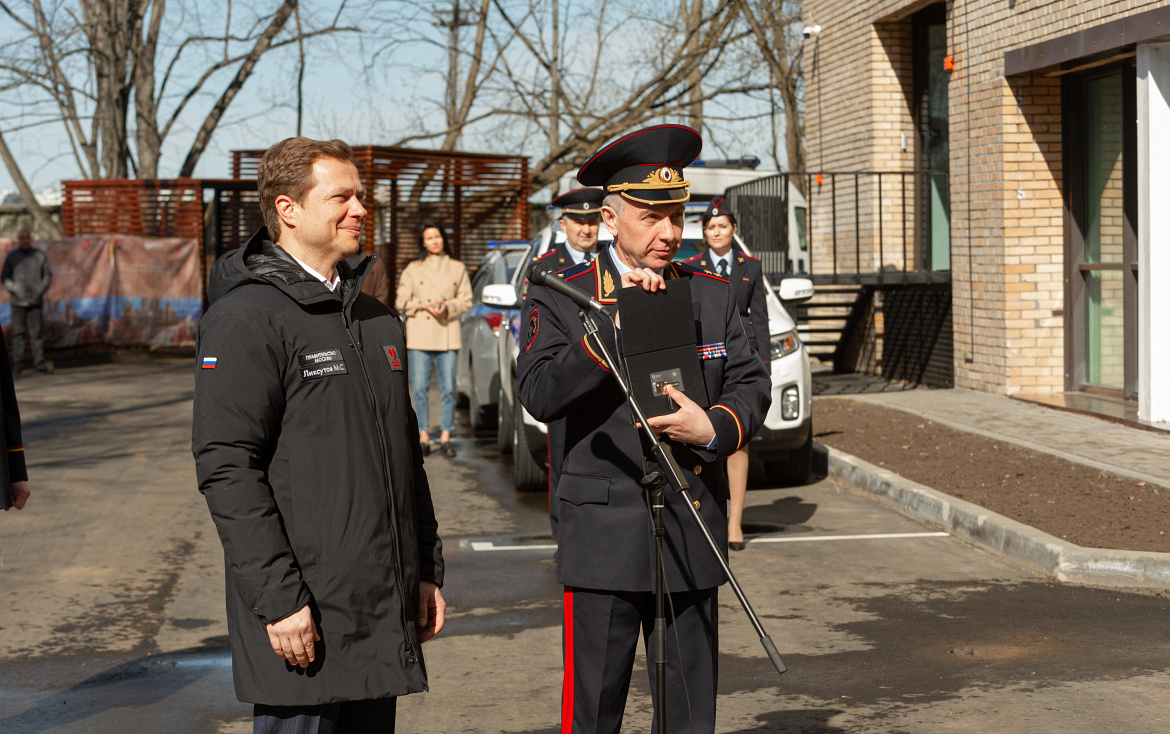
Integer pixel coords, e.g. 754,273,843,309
728,541,746,551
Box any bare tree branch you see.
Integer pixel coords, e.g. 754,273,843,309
178,0,298,177
0,125,62,237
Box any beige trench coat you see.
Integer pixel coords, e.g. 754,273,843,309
395,255,472,351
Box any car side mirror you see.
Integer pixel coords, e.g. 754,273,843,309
481,283,519,308
777,277,814,303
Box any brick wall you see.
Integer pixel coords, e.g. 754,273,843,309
804,0,1165,396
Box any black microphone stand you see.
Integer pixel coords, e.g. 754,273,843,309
578,308,787,734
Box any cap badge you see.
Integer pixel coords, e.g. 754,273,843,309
643,167,678,185
711,207,719,215
582,203,590,210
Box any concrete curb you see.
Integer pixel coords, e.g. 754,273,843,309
823,445,1170,592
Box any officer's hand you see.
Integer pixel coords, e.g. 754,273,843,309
418,581,446,643
265,604,320,668
6,481,29,511
645,384,715,446
621,268,665,292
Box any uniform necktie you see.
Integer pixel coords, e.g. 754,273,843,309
584,251,594,263
717,259,729,278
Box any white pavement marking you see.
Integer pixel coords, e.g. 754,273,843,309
467,532,948,552
750,531,949,544
470,541,558,552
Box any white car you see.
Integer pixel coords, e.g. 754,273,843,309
483,209,815,491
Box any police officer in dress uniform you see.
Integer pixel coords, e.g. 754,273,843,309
682,198,770,366
516,125,771,734
536,188,606,271
683,198,771,550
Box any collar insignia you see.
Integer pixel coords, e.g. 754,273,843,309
603,269,616,298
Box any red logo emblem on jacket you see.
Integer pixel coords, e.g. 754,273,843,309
385,345,403,370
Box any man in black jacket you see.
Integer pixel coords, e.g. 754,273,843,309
193,137,445,733
517,125,771,733
2,229,53,374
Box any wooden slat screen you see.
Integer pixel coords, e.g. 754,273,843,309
230,146,530,274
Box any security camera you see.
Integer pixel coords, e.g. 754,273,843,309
802,25,822,38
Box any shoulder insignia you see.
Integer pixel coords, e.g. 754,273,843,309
561,261,595,281
682,252,703,264
674,261,729,283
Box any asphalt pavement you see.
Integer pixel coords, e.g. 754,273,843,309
1,361,1169,733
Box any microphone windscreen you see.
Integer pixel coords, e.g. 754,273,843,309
529,260,553,285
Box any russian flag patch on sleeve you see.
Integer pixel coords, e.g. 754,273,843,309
201,357,218,369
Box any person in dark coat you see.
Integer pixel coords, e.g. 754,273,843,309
0,332,29,511
517,125,771,733
192,137,445,733
534,188,605,270
683,198,771,550
2,229,53,374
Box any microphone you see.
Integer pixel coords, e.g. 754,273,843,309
528,261,610,315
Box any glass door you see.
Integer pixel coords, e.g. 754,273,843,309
1066,65,1138,397
914,4,950,271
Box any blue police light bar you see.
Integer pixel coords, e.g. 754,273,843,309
486,240,530,248
690,157,761,169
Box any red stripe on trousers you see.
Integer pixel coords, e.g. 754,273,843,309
562,585,575,734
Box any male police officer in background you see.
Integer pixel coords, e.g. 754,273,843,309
193,137,445,733
535,188,605,270
517,125,771,733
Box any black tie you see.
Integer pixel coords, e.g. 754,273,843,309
717,260,729,278
584,251,594,263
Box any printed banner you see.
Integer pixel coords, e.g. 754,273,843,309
0,234,202,347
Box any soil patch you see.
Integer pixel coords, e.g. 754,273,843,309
815,397,1170,553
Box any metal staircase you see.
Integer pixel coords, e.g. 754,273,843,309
796,284,868,365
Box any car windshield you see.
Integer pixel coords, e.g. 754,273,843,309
503,250,527,282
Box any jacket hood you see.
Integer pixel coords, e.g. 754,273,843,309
207,228,373,307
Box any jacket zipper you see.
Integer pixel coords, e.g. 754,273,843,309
341,301,420,676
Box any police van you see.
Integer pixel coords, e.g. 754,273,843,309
482,163,814,491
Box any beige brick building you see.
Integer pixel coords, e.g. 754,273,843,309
802,0,1170,423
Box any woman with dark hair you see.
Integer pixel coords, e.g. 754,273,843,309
683,198,771,551
395,222,472,457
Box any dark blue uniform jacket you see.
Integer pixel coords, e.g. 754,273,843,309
683,245,771,365
517,245,771,592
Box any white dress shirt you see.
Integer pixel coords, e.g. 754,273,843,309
289,252,341,293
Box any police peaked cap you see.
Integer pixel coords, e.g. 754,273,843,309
551,188,604,217
577,124,703,204
704,196,733,219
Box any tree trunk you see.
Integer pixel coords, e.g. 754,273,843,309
133,0,166,179
683,0,703,131
81,0,134,178
548,0,560,193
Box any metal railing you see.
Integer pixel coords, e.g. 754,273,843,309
725,171,951,285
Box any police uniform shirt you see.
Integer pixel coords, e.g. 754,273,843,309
709,250,733,279
567,242,596,267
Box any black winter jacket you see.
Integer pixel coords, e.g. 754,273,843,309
192,230,443,705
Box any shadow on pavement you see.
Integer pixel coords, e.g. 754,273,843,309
0,652,223,734
723,708,846,733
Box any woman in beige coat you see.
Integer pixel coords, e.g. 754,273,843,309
395,222,472,457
